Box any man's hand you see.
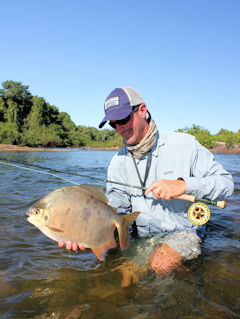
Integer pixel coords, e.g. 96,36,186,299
58,241,86,251
145,179,186,200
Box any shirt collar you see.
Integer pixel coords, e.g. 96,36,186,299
151,131,164,157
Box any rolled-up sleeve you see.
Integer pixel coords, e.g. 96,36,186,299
183,138,234,200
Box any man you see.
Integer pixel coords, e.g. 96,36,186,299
59,87,234,275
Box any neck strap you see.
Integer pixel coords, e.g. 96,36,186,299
129,151,151,196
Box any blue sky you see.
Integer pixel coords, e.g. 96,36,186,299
0,0,239,134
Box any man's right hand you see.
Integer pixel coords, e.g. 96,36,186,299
145,179,186,200
58,241,86,251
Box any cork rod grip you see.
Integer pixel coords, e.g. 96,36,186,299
174,194,226,209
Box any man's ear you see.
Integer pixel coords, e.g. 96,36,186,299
138,103,148,119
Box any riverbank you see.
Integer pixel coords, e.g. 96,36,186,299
209,142,240,154
0,144,120,152
0,143,239,153
0,144,41,151
0,144,70,151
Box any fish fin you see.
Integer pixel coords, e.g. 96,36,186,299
91,248,106,261
47,226,64,233
91,226,117,261
80,184,108,204
112,207,118,213
116,211,140,252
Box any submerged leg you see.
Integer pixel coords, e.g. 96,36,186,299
112,259,147,287
148,243,182,275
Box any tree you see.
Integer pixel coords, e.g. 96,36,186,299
215,129,237,148
0,122,19,144
0,80,32,129
177,124,215,149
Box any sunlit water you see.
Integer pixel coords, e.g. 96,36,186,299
0,150,239,318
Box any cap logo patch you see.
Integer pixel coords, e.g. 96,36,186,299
104,96,119,111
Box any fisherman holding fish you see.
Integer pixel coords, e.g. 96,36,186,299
58,87,234,275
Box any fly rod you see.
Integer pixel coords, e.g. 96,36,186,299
0,158,144,190
0,157,226,222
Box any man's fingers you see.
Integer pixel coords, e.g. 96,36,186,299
79,244,86,251
145,179,186,199
144,187,151,196
58,241,86,251
152,188,170,200
58,241,65,248
145,182,159,195
66,241,73,250
72,242,79,251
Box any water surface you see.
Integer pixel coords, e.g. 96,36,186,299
0,150,239,318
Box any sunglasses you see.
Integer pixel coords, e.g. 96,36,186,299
109,105,140,129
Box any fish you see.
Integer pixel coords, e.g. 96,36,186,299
26,185,139,261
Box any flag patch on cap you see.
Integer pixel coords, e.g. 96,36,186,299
104,96,119,111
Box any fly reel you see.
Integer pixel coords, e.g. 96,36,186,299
175,194,226,226
187,202,211,225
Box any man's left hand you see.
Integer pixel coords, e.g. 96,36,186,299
145,179,186,200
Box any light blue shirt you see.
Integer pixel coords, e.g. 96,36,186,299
106,131,234,236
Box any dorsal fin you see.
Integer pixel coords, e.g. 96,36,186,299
80,184,109,204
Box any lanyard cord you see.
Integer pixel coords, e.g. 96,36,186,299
129,151,151,197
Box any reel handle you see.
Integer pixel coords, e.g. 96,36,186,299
174,194,226,209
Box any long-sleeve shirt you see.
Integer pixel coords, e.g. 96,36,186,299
106,131,234,236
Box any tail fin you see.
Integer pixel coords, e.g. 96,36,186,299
116,212,140,251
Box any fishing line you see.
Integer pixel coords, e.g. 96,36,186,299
0,159,80,185
0,158,225,229
0,158,144,190
0,159,174,231
0,158,186,228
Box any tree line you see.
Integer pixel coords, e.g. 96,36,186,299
177,125,240,149
0,81,122,148
0,80,239,149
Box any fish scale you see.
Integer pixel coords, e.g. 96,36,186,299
26,185,139,261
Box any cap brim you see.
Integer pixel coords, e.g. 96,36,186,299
98,107,132,129
99,121,106,128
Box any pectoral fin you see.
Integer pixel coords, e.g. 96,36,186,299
47,226,64,233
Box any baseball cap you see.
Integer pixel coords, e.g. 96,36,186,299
99,87,144,128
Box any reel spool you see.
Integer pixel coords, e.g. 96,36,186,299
188,202,211,225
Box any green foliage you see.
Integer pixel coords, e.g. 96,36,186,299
74,126,123,148
177,124,215,149
177,125,240,150
0,80,238,149
0,122,20,144
0,80,31,102
215,129,238,148
0,81,32,129
0,80,123,148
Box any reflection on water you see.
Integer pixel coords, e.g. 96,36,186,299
0,150,239,318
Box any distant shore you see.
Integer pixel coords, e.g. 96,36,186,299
0,144,120,152
0,144,59,151
209,142,240,154
0,143,239,154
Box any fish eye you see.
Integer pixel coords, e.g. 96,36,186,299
33,209,39,215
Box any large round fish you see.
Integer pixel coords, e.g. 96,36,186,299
26,185,139,261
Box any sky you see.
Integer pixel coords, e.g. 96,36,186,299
0,0,239,134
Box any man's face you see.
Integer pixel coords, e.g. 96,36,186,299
111,104,149,145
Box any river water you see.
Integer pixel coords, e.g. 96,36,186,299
0,149,239,318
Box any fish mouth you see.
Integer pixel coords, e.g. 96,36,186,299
25,211,31,219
